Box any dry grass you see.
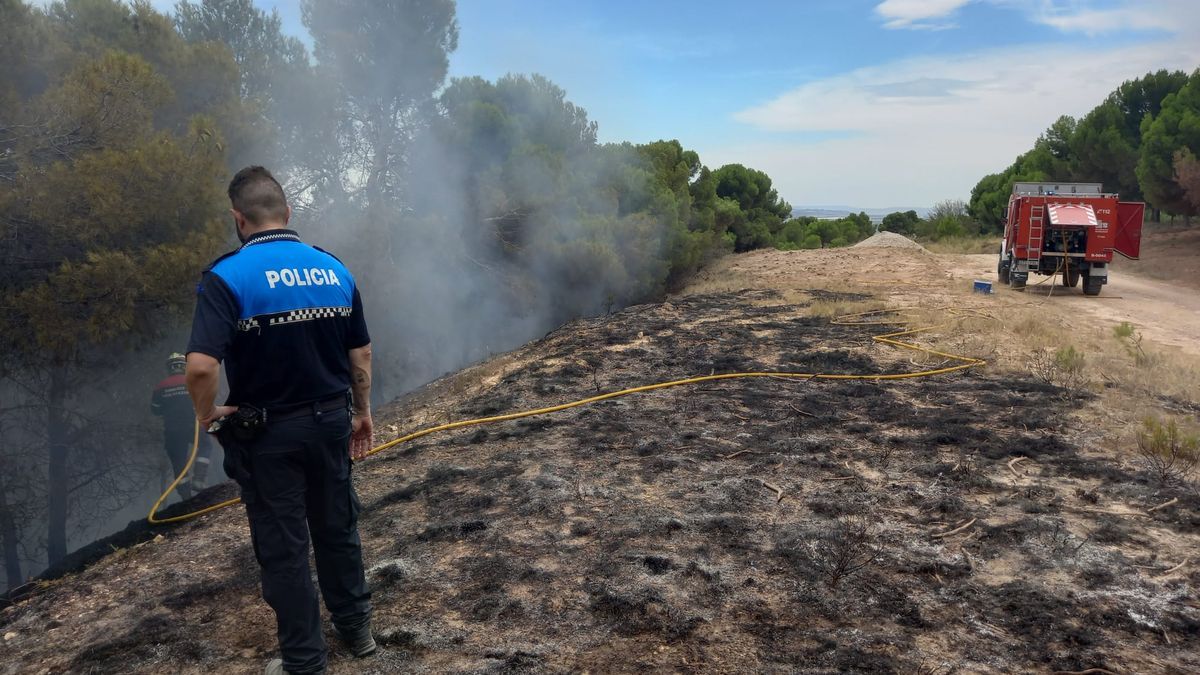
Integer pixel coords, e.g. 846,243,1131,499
805,297,888,318
921,234,999,255
7,246,1200,674
929,298,1200,400
921,295,1200,507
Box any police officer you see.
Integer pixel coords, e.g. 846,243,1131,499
185,166,375,675
151,352,214,497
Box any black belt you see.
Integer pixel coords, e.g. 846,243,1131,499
267,392,351,423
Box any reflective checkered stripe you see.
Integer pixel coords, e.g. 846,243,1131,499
240,232,301,248
238,306,352,332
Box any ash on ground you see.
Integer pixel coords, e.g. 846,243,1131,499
2,289,1196,674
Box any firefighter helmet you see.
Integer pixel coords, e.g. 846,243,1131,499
167,352,186,374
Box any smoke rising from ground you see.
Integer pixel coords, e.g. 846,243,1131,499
288,68,674,401
0,0,690,592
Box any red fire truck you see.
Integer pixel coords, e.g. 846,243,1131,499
997,182,1143,296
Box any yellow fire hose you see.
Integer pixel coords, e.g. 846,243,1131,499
148,307,990,525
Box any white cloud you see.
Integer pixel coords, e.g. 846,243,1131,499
723,4,1200,207
1026,1,1200,36
878,0,1200,34
875,0,974,29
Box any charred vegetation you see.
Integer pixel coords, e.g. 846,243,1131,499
2,289,1197,673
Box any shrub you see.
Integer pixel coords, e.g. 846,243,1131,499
805,516,884,588
1055,345,1085,373
1030,345,1087,391
1112,321,1154,367
1135,416,1199,485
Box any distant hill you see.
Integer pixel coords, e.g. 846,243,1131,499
793,205,931,223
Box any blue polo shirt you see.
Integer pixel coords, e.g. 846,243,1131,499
186,229,370,408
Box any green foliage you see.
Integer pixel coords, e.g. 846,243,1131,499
1176,149,1200,212
1071,70,1189,203
424,74,764,309
174,0,307,98
1109,69,1192,143
1032,115,1077,178
1,33,230,365
1030,345,1087,391
918,199,972,239
881,210,920,235
0,0,52,120
635,139,716,282
879,203,987,244
1135,416,1199,485
920,234,997,254
967,171,1011,231
712,163,792,251
1070,102,1139,200
428,72,812,300
1138,71,1200,220
173,0,314,170
1054,345,1085,374
0,0,237,564
770,211,873,251
971,69,1195,221
1112,321,1154,367
968,147,1057,233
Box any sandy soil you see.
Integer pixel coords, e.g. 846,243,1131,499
691,242,1200,357
2,243,1198,675
948,253,1200,358
1112,223,1200,292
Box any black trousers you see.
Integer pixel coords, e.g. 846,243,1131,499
164,426,212,498
221,404,372,674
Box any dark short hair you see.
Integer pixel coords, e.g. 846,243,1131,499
228,166,288,225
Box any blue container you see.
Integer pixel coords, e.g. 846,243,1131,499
973,280,993,294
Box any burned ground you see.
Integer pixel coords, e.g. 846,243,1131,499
2,285,1197,674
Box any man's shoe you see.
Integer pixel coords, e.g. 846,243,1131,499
264,658,325,675
333,622,377,657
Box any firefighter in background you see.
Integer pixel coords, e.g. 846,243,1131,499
151,353,211,498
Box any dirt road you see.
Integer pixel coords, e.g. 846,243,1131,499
689,245,1200,358
950,253,1200,357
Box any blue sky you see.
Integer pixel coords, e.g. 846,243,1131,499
160,0,1200,208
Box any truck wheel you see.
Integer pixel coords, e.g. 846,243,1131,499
998,257,1010,285
1083,273,1102,296
1063,268,1080,288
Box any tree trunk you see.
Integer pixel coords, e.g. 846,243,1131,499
46,366,69,565
0,488,21,591
365,104,394,220
365,104,399,265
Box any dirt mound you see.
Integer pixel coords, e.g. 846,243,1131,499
1,286,1197,674
854,231,927,251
